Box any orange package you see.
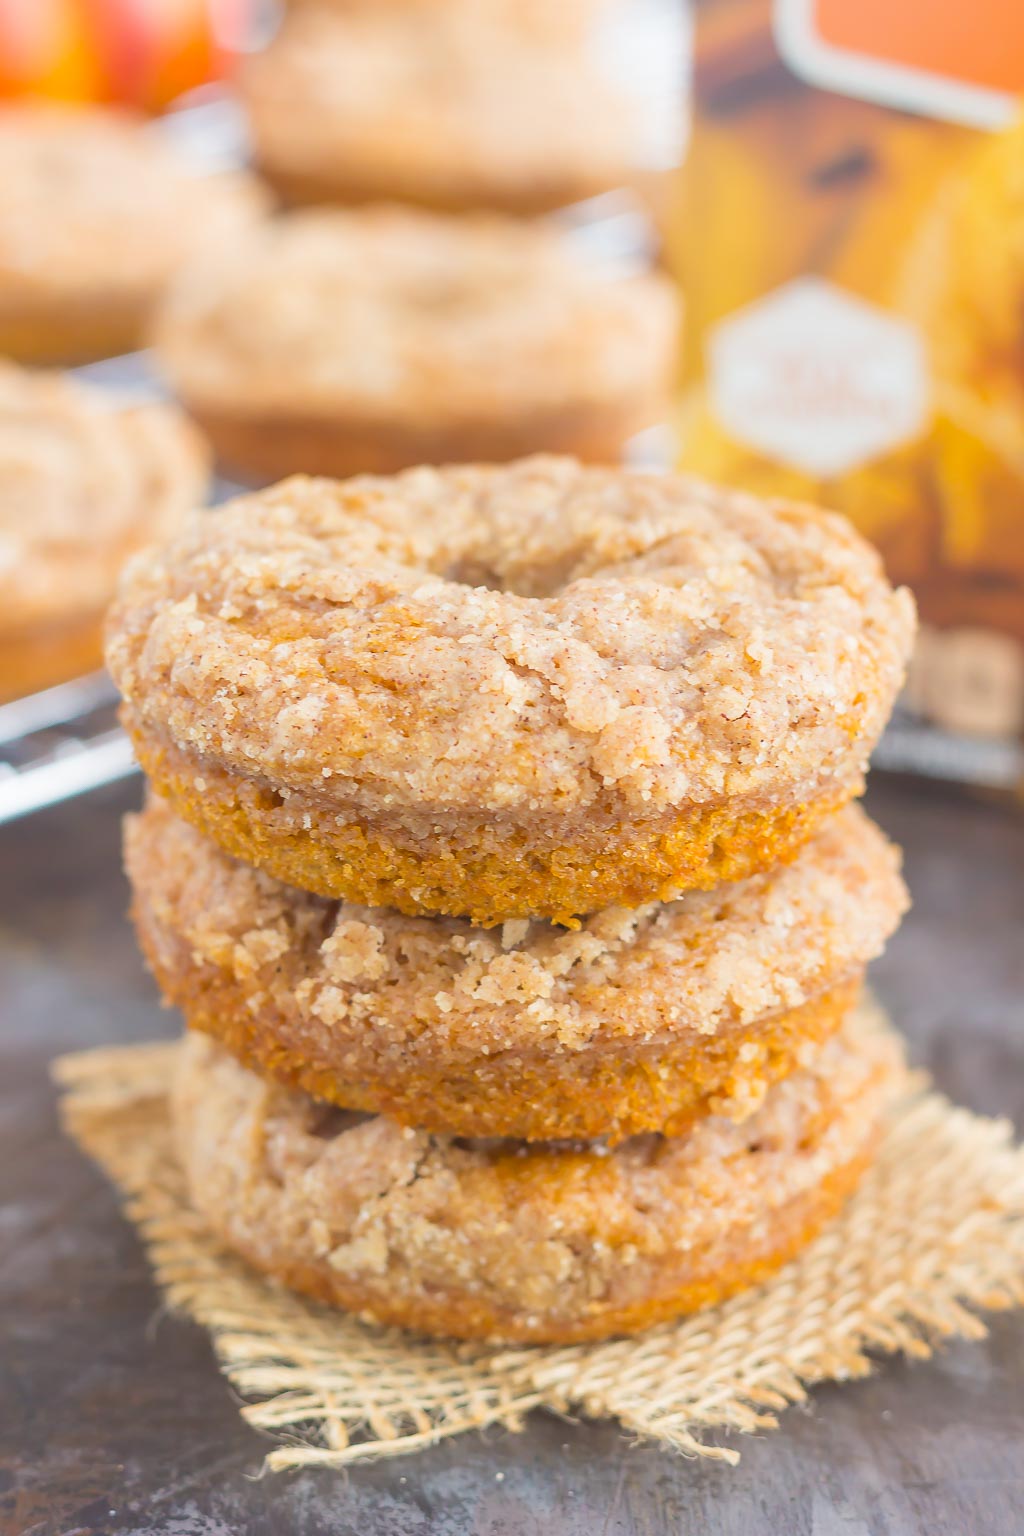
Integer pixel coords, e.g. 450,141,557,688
670,0,1024,787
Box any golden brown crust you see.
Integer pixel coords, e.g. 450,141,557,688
0,296,146,369
157,961,857,1144
172,1012,903,1343
107,460,914,921
258,160,631,220
127,796,906,1139
128,730,852,925
184,397,668,485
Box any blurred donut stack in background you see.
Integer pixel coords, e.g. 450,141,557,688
0,0,920,1345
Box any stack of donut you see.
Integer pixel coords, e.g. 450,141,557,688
107,454,916,1344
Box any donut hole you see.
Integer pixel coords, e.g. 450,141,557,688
443,544,590,599
306,1102,372,1140
442,558,508,594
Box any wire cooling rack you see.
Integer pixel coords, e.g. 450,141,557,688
0,673,134,826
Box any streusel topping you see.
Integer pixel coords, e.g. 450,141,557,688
109,458,915,818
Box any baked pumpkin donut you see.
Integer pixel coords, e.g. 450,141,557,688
172,1005,904,1344
240,6,636,214
152,206,679,482
108,459,914,923
0,362,208,704
128,799,906,1142
0,103,268,365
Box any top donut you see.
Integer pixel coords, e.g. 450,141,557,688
107,457,915,923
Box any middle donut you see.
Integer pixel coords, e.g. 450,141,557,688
127,799,907,1143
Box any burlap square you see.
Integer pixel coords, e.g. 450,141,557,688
55,1028,1024,1470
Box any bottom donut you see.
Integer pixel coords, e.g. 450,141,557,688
171,1002,904,1345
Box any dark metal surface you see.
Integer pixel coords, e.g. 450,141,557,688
2,775,1022,1536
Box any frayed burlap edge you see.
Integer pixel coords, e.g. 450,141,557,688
55,1032,1024,1470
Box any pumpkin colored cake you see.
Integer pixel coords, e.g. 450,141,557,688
129,799,906,1142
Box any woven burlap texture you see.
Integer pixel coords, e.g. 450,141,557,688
55,1028,1024,1470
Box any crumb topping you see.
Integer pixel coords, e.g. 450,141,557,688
108,458,915,820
